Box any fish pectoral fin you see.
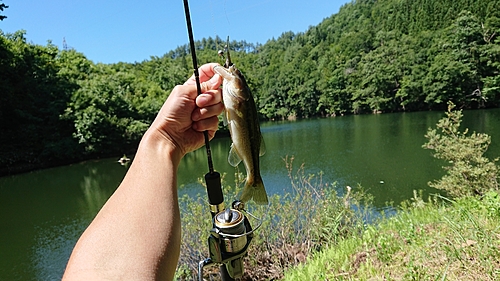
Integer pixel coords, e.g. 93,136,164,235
222,110,228,126
259,135,266,156
228,144,242,167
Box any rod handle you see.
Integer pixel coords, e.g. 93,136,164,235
205,171,224,207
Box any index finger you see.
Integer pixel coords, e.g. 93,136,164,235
184,63,220,85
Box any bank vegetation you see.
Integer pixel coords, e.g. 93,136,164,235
283,104,500,280
175,106,500,280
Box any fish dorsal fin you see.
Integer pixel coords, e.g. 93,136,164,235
228,143,242,167
259,135,266,156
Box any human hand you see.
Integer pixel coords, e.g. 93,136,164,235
149,62,223,158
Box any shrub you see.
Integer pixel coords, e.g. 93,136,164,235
175,156,371,280
423,102,499,197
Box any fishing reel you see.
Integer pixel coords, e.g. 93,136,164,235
182,1,262,279
198,198,261,280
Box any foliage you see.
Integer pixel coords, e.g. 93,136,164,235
63,65,160,153
175,157,370,280
0,30,80,173
423,102,499,197
2,0,500,173
284,192,500,280
246,0,500,117
0,32,186,173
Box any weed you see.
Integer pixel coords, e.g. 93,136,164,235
176,156,370,280
284,104,500,280
284,192,500,281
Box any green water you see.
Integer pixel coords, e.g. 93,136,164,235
1,109,500,280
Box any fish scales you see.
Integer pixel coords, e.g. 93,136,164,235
214,63,268,205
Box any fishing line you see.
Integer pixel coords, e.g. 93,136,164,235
208,0,221,52
206,0,272,56
212,0,273,24
222,0,231,35
208,0,232,56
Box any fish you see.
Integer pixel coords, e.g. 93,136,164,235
213,47,268,205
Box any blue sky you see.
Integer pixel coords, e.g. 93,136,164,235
0,0,349,64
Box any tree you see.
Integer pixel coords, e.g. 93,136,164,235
480,15,500,104
0,30,82,172
423,11,486,108
423,102,499,197
63,67,152,153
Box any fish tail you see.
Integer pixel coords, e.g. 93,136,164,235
240,176,268,205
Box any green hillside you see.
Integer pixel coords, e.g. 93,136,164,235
1,0,500,174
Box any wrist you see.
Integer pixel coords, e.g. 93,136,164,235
140,128,183,167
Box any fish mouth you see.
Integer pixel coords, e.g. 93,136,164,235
213,64,249,102
213,65,236,81
213,65,237,76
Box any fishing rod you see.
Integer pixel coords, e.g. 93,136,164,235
182,1,259,280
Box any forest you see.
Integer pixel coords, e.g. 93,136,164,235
1,0,500,175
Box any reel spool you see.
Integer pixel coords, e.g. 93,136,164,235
214,208,248,253
199,201,263,280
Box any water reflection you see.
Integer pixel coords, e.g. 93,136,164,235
78,168,116,216
2,109,500,280
0,159,126,280
31,218,87,280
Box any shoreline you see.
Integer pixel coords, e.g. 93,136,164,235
0,129,231,178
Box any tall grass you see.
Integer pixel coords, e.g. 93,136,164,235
275,105,500,280
283,191,500,280
175,156,373,280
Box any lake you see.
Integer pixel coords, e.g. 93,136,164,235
1,108,500,280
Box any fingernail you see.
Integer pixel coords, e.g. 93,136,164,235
198,95,209,104
196,95,210,109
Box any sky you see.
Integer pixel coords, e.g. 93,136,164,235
0,0,349,64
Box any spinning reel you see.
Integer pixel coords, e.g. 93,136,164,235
182,1,263,279
198,199,261,280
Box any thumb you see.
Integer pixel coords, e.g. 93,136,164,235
200,73,222,92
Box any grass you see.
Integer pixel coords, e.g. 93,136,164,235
175,156,371,280
282,104,500,280
175,106,500,280
283,190,500,280
174,159,500,280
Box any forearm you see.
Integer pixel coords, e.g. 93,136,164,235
63,130,183,281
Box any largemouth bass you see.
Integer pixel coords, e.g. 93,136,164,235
213,56,268,205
